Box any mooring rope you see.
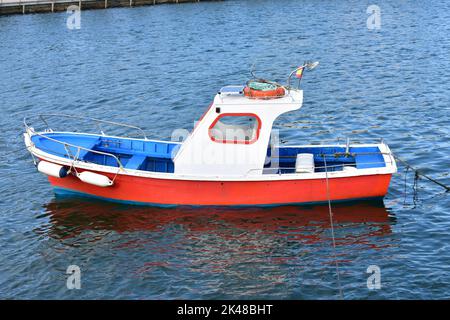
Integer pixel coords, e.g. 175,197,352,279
403,166,410,206
323,155,344,299
393,154,449,192
0,147,27,158
413,171,419,205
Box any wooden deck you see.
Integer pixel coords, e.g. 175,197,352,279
0,0,213,15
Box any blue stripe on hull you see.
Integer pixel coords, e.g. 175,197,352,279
53,187,384,208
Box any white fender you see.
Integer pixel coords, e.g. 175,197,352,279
37,161,68,178
77,171,113,187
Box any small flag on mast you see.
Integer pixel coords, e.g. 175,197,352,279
295,67,304,79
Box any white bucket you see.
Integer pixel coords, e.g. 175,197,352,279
295,153,315,173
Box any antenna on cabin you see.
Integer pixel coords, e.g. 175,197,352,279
287,61,320,90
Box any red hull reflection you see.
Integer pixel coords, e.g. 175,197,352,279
42,195,394,245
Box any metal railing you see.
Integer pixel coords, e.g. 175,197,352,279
23,113,151,170
24,113,148,140
1,0,93,6
274,151,393,159
250,140,395,176
278,137,385,145
248,160,394,176
0,0,173,6
25,128,125,169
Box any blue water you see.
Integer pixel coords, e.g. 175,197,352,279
0,0,449,299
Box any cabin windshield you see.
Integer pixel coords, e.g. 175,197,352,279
209,114,260,144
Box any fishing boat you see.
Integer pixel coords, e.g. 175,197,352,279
23,63,397,206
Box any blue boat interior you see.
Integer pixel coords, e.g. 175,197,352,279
31,133,178,173
264,146,386,173
31,133,386,174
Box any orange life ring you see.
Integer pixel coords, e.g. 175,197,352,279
243,80,285,99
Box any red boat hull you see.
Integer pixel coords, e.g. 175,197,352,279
48,172,392,206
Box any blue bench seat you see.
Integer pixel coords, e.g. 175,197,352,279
124,154,147,170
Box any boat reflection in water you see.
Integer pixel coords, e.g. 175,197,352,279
43,195,395,245
40,196,396,298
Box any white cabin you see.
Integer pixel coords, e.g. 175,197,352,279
173,86,303,177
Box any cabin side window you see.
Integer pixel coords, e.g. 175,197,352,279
209,113,261,144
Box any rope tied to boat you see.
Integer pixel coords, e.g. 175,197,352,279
322,155,344,300
63,144,121,184
63,143,80,176
393,154,449,192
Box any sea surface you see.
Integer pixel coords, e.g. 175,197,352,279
0,0,449,299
